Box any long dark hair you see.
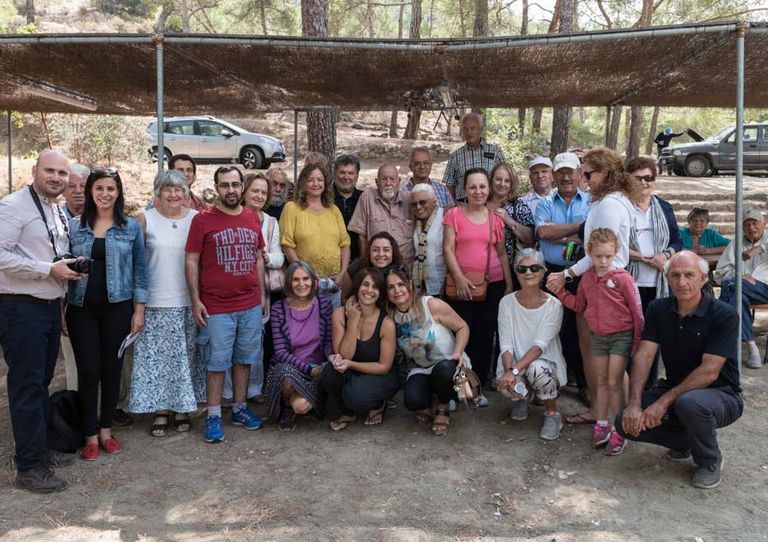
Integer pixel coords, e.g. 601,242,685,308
350,267,387,311
80,168,127,229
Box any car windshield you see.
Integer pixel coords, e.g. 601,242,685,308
708,126,733,142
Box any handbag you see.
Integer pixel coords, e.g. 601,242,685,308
444,208,493,302
264,216,285,293
453,366,482,405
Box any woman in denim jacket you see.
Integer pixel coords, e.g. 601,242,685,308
66,168,148,461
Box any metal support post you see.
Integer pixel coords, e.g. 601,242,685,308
734,22,747,375
293,110,299,182
155,35,165,175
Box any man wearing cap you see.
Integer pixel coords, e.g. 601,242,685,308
442,113,505,202
653,127,684,174
535,152,592,408
715,208,768,368
521,156,555,216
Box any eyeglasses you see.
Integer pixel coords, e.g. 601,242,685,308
410,200,432,208
582,170,597,180
515,264,544,274
217,182,242,190
634,175,655,183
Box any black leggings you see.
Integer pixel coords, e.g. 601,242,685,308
321,363,400,417
448,280,505,387
66,300,133,436
403,360,458,410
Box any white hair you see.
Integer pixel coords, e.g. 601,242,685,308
70,164,90,177
411,183,436,199
154,169,189,197
514,248,546,267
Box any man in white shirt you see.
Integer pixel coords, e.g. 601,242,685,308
716,208,768,368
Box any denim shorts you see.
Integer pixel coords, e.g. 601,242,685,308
196,305,263,372
590,330,633,358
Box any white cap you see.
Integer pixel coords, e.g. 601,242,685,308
744,208,764,223
528,156,553,170
553,152,581,172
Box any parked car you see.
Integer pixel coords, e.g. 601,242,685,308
661,123,768,177
147,116,286,169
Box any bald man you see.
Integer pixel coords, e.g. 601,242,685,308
348,164,415,267
0,150,84,493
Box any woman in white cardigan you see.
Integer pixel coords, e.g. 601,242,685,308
496,248,566,441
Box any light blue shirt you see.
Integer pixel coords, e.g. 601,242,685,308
534,189,591,267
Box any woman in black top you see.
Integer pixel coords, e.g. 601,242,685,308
321,267,398,430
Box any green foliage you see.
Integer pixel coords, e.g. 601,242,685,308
48,115,148,166
16,22,39,34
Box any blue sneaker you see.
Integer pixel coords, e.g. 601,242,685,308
231,407,264,430
204,415,224,443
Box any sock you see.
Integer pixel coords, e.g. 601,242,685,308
232,402,247,414
597,420,609,426
748,341,760,357
207,405,222,418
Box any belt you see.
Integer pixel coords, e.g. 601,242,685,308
0,294,62,305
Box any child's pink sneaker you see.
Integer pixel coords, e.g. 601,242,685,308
604,429,627,456
592,423,612,448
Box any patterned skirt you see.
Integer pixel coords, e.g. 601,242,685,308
127,306,206,413
265,361,324,422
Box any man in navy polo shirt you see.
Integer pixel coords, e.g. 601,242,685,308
616,251,743,489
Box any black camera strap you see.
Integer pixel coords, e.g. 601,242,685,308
28,185,69,259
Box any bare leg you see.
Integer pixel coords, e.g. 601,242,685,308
607,354,628,421
231,364,250,404
207,371,224,408
592,354,609,422
544,399,558,416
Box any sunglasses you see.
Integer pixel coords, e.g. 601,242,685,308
515,264,544,274
634,174,655,183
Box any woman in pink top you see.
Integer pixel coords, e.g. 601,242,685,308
443,167,513,404
554,228,644,457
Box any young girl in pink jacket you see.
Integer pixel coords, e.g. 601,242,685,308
556,228,644,456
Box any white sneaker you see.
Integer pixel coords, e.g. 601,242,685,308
745,352,763,369
473,394,490,407
448,400,457,412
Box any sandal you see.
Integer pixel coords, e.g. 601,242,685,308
414,409,433,424
431,408,450,436
278,409,296,432
565,411,596,425
329,414,357,431
173,413,192,433
364,405,386,426
151,414,170,437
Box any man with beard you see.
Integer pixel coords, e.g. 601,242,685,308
521,156,555,216
0,150,83,493
349,164,415,268
716,208,768,368
332,154,363,261
264,168,290,220
185,166,267,443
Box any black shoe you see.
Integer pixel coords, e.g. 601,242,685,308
47,450,76,468
15,466,68,494
112,409,133,427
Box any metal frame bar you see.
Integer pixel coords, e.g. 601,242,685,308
735,23,747,375
293,110,299,182
156,36,165,175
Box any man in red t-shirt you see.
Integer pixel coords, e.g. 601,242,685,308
185,166,266,443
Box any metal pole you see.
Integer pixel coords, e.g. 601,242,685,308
6,110,11,194
155,35,165,175
293,109,299,182
734,23,747,376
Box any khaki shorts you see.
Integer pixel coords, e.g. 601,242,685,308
590,330,633,358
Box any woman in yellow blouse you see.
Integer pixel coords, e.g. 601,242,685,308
279,163,351,307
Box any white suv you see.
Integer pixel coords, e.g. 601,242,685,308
147,116,286,169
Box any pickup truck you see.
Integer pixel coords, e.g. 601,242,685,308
661,123,768,177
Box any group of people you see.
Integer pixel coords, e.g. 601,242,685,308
0,113,748,495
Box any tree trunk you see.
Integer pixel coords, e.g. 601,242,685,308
259,0,268,34
101,0,115,15
549,0,572,156
181,0,190,32
532,108,542,134
623,108,631,152
25,0,35,23
403,0,423,140
645,106,660,155
625,106,644,160
457,0,467,37
389,111,399,138
302,0,336,164
606,105,622,149
473,0,488,37
516,0,528,137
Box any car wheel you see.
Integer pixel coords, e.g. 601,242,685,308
684,155,711,177
150,147,172,164
240,146,264,169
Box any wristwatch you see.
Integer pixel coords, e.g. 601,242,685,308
564,268,575,283
509,367,520,377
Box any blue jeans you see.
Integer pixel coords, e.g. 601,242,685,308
615,381,742,468
718,278,768,341
197,305,263,372
0,298,61,470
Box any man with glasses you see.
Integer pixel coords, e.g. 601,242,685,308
0,150,84,493
521,156,555,216
535,152,592,411
265,168,290,220
185,166,267,443
400,148,454,209
332,154,364,261
349,164,415,268
410,183,446,296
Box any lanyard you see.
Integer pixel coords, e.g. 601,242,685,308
28,185,69,259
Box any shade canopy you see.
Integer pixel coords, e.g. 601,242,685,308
0,21,765,115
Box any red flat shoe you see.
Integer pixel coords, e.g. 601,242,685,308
80,443,100,461
99,436,122,455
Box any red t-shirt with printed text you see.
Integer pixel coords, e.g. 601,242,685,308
185,207,264,315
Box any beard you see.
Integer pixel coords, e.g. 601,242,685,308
381,187,396,201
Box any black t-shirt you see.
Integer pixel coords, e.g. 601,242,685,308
333,185,363,261
643,295,740,393
84,238,108,304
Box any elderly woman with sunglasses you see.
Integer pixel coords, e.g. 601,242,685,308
496,249,566,440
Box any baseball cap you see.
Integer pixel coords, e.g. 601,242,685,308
743,208,764,223
528,156,553,170
552,152,581,172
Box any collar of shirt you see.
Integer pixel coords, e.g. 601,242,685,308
670,294,710,319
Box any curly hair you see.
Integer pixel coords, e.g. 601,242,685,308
587,227,620,253
294,162,334,209
583,147,641,202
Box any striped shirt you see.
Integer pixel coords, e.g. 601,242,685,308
400,179,455,208
442,140,506,201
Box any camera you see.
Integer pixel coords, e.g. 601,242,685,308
54,254,92,274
